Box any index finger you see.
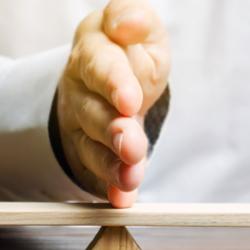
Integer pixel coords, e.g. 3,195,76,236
67,12,143,116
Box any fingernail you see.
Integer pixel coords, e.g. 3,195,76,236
111,13,129,30
112,11,142,30
113,132,123,155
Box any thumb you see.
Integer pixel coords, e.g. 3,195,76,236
103,0,154,46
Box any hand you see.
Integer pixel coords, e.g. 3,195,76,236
57,0,170,208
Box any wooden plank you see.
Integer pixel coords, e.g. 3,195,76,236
1,202,250,226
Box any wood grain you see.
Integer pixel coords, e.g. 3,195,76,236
86,226,140,250
1,202,250,227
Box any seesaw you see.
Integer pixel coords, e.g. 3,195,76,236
1,202,250,249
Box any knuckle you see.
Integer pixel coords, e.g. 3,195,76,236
105,67,116,94
79,97,92,116
100,149,113,168
150,55,170,86
101,154,110,173
82,46,104,90
79,133,89,148
83,55,96,87
75,10,102,37
100,149,120,172
65,47,80,76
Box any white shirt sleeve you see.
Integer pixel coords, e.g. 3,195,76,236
0,46,97,202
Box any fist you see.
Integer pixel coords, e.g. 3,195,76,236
57,0,170,208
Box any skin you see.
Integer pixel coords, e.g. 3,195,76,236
57,0,170,208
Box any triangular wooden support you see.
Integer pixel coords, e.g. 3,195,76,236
86,226,141,250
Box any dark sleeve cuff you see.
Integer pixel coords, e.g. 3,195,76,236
144,85,170,153
48,90,76,182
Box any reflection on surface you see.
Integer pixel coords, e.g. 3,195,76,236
1,226,250,250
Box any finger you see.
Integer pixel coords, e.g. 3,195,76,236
73,30,143,116
72,83,147,165
103,0,166,46
72,130,145,192
108,185,138,208
125,39,170,116
103,0,170,116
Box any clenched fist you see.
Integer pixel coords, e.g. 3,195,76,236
56,0,170,208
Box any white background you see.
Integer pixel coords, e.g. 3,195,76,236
0,0,250,202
